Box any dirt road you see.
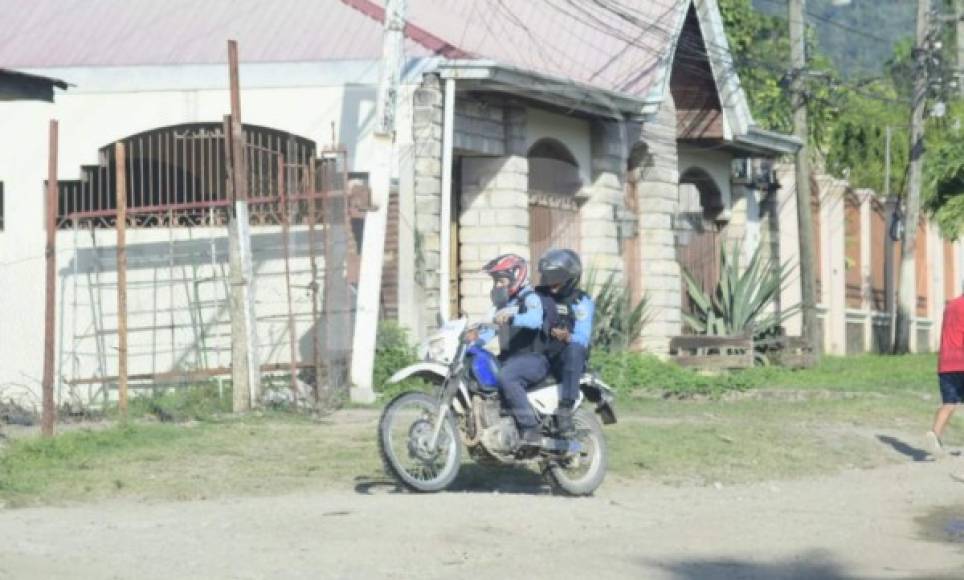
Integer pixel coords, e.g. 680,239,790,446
1,457,963,580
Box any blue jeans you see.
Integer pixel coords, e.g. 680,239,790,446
498,353,549,430
552,343,588,403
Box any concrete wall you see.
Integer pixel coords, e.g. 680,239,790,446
677,144,733,215
525,108,592,186
776,162,957,354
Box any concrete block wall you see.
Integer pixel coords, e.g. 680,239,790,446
412,74,444,336
583,120,628,283
454,97,506,156
459,154,529,321
633,99,681,353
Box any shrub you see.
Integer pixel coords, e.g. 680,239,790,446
682,243,796,337
586,270,653,352
373,321,419,391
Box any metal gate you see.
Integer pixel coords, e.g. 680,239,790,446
54,122,359,407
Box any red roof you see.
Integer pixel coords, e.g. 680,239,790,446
0,0,683,98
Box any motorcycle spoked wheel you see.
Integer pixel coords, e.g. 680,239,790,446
543,407,607,496
378,391,462,492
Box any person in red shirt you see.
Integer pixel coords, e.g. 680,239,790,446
926,294,964,454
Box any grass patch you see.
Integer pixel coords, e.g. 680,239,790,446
0,412,384,508
122,381,232,422
0,355,947,506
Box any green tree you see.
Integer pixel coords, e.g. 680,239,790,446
924,101,964,236
718,0,841,145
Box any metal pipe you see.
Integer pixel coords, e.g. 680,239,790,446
306,158,322,405
279,153,300,402
41,120,59,437
115,141,129,417
439,77,456,322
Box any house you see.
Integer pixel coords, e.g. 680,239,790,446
0,0,797,405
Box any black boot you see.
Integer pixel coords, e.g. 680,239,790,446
516,427,543,457
555,400,576,439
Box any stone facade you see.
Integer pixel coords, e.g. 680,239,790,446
412,74,444,335
583,120,629,283
454,97,505,156
633,99,682,353
458,103,529,321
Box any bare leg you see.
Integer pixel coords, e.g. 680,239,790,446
932,404,958,439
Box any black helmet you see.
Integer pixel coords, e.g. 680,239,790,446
538,249,582,296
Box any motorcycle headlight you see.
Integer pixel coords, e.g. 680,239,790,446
425,336,448,362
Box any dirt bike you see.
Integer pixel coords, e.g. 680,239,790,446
377,318,616,496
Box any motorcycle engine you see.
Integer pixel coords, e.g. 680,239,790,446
477,397,519,456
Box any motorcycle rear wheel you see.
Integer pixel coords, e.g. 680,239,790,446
378,391,462,492
544,407,607,496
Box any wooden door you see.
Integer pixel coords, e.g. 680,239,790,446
529,192,581,262
678,218,722,329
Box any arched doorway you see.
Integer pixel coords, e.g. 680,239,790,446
528,138,582,261
677,167,724,325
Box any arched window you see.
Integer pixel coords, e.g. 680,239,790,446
527,138,582,260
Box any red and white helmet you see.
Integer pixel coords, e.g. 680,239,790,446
482,254,529,298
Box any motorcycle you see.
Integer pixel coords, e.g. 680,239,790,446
377,318,617,496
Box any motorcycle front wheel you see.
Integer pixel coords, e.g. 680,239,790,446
378,391,462,492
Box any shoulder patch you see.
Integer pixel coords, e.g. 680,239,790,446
575,306,589,320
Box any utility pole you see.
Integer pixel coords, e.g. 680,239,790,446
894,0,931,354
789,0,820,359
349,0,406,403
957,0,963,97
226,40,260,410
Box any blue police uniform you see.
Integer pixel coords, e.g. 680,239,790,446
554,293,595,403
476,286,549,432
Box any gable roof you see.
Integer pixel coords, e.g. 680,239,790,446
0,0,683,100
0,0,795,151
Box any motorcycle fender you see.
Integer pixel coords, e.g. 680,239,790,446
580,376,617,425
386,362,449,385
527,386,584,416
386,363,468,415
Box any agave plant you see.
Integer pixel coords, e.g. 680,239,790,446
585,270,653,352
682,243,797,338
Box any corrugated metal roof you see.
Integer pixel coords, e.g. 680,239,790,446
0,0,684,99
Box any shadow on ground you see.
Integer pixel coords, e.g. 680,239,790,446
353,463,550,495
876,435,932,462
647,550,959,580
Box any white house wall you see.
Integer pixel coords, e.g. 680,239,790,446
0,61,426,406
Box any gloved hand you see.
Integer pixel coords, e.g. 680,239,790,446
551,327,571,343
494,307,515,326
